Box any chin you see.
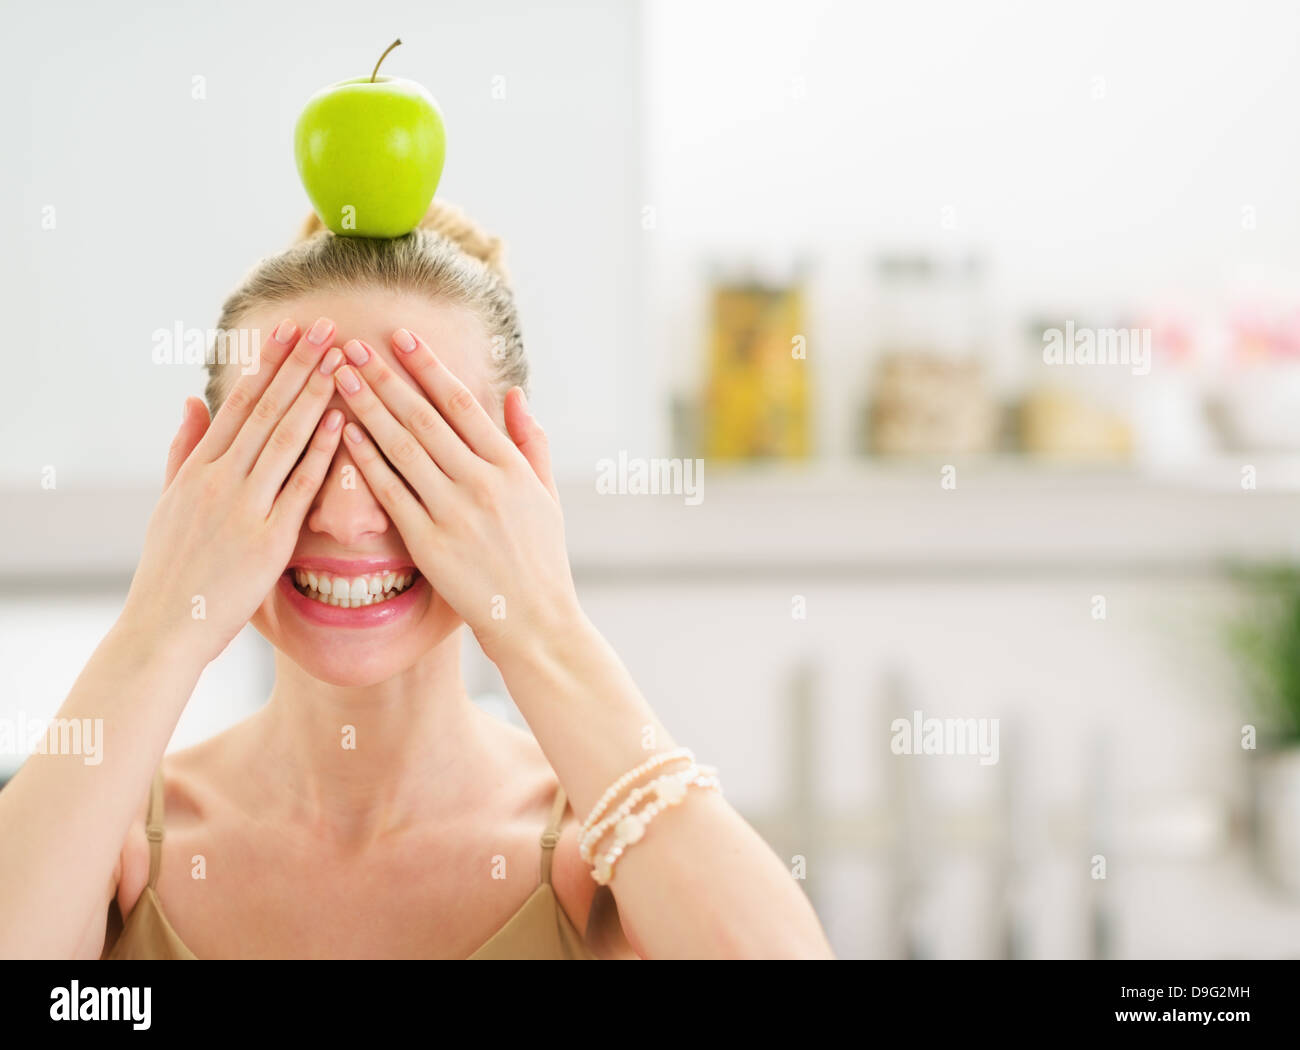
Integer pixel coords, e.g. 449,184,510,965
250,571,461,686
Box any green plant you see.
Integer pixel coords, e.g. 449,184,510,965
1227,564,1300,748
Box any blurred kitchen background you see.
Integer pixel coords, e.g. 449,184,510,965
5,0,1300,957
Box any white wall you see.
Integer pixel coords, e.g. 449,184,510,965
643,0,1300,457
0,0,646,487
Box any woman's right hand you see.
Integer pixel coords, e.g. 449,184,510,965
119,316,346,667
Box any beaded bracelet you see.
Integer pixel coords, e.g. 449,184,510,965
579,747,695,838
580,761,704,863
590,769,723,886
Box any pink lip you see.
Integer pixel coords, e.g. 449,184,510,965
276,570,428,629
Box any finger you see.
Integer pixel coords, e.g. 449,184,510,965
338,420,438,543
268,409,346,529
504,387,558,501
339,338,477,480
164,397,211,490
389,327,515,464
193,318,306,460
224,317,337,474
332,363,452,507
248,346,346,506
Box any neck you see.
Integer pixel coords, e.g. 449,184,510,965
245,630,493,845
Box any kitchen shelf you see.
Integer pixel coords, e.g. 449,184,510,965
3,455,1298,583
555,455,1300,578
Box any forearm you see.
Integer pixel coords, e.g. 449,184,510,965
494,612,835,959
0,618,204,957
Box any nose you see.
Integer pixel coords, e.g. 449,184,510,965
304,439,391,546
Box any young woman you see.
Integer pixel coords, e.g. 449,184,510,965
0,203,834,959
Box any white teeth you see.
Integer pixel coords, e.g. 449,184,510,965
290,568,416,609
292,566,418,608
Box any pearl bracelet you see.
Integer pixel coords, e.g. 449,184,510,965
579,746,695,838
590,769,723,886
580,761,702,863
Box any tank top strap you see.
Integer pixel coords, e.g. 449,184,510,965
145,766,166,889
539,783,567,886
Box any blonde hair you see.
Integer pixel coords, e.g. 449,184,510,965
204,200,526,414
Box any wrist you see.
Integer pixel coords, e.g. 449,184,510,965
113,603,217,677
481,591,594,677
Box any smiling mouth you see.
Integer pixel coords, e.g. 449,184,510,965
288,568,419,607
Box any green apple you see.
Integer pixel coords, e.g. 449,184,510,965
294,40,446,238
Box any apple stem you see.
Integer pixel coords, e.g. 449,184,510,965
370,38,402,82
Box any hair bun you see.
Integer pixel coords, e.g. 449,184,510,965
295,200,511,286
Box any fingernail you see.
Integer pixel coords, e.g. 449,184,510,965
324,409,343,432
319,347,344,375
517,388,529,413
344,422,364,444
181,399,190,423
307,317,335,346
393,328,417,352
336,366,361,394
343,339,370,366
273,319,298,344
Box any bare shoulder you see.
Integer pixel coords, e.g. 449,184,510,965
112,740,220,919
494,719,641,959
111,753,176,919
109,779,152,921
550,790,642,958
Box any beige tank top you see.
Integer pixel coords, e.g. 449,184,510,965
100,767,598,960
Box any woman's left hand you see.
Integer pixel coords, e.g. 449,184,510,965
329,329,582,664
330,338,834,962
